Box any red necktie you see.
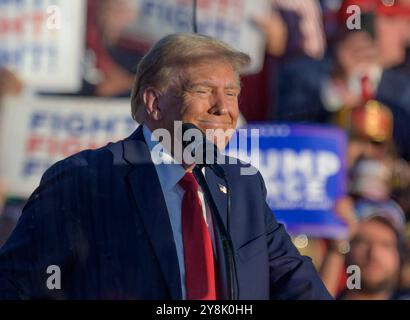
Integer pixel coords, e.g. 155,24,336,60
179,172,217,300
361,75,373,101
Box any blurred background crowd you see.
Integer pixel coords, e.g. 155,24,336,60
1,0,410,300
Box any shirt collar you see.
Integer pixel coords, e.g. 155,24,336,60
142,124,186,191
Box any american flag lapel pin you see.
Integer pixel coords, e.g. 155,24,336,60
218,184,227,194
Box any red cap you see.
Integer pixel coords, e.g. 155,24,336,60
338,0,410,23
338,0,378,23
377,1,410,17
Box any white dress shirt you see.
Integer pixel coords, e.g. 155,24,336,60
142,125,215,299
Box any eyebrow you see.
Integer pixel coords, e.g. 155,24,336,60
188,81,241,90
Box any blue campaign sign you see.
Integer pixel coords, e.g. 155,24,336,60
226,123,349,239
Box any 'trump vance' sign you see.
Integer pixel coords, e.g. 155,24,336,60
228,124,348,239
126,0,270,74
0,97,137,198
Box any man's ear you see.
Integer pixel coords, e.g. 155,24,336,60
143,87,162,121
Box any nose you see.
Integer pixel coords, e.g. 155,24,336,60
209,90,228,116
367,243,383,261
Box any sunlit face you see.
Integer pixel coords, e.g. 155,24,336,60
144,59,240,149
349,219,400,292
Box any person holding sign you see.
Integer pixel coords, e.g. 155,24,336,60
0,33,331,300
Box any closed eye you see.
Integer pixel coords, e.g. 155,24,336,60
225,91,239,97
192,86,212,96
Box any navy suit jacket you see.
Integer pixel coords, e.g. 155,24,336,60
0,125,331,300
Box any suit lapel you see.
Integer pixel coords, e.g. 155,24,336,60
204,168,232,299
123,126,182,300
205,168,228,229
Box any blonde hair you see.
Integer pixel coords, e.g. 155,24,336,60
130,33,250,122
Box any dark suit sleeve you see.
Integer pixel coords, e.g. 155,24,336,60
257,172,333,300
0,156,86,299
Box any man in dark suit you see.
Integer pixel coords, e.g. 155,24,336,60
0,33,331,300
